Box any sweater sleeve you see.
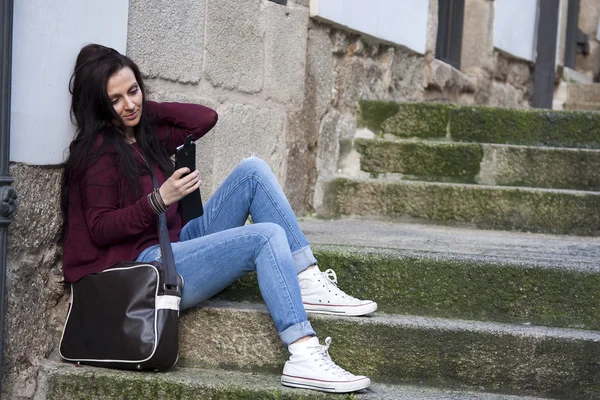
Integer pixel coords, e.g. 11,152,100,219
81,154,157,248
146,101,218,155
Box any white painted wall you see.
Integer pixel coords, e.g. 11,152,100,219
310,0,430,54
11,0,129,165
493,0,539,61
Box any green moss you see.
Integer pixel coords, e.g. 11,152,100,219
358,101,600,148
450,106,600,148
357,100,400,133
355,138,483,181
216,246,600,331
309,317,600,399
324,178,600,236
382,103,451,138
45,365,339,400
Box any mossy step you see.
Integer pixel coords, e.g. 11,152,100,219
39,362,549,400
355,138,600,191
216,218,600,330
316,177,600,236
176,301,600,399
358,100,600,148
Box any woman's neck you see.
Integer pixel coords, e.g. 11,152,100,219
124,127,136,144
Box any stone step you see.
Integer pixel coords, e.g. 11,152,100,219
564,101,600,111
358,100,600,149
315,177,600,236
38,361,550,400
217,218,600,331
175,301,599,399
354,138,600,191
566,82,600,103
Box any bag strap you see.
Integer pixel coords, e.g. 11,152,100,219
143,155,180,296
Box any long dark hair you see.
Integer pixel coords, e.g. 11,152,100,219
60,44,173,241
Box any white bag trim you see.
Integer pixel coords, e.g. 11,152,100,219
156,295,181,311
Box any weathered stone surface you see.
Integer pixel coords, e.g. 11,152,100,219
264,2,309,107
390,47,427,102
204,0,265,92
427,59,477,94
478,144,600,191
494,52,533,90
360,101,600,148
461,0,495,74
315,110,341,177
318,177,600,236
306,24,334,119
5,164,66,400
380,102,450,138
567,82,600,103
219,216,600,330
209,103,286,188
355,138,483,181
40,361,547,400
283,23,334,215
127,0,205,83
451,105,600,147
179,302,600,399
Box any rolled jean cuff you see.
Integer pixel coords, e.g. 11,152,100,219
292,245,318,274
279,320,316,346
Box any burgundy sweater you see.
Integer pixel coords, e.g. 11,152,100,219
63,101,218,282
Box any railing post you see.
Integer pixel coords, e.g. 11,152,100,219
0,0,17,393
532,0,560,109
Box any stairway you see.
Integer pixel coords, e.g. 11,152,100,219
315,101,600,236
39,101,600,399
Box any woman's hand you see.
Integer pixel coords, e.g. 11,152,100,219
159,168,200,206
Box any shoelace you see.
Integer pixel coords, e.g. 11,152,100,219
309,337,354,377
320,269,358,301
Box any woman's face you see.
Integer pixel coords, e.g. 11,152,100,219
106,67,143,135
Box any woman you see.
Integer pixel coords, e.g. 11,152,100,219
61,44,377,393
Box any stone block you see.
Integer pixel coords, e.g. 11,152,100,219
355,138,483,181
315,110,340,177
5,165,65,399
209,103,286,188
390,47,427,101
305,23,334,119
320,177,600,236
264,2,309,107
461,0,495,73
204,0,266,93
127,0,205,83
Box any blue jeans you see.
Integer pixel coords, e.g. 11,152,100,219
136,157,317,345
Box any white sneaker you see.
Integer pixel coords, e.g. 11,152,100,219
281,336,371,393
298,266,377,316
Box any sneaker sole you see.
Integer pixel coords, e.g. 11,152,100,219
281,374,371,393
302,301,377,316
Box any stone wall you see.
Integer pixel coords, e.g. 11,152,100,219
576,0,600,80
3,165,66,399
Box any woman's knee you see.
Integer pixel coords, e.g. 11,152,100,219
250,222,287,242
236,157,273,179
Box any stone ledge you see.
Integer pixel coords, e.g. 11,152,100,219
358,101,600,148
216,241,600,330
316,177,600,236
177,301,600,399
38,361,548,400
